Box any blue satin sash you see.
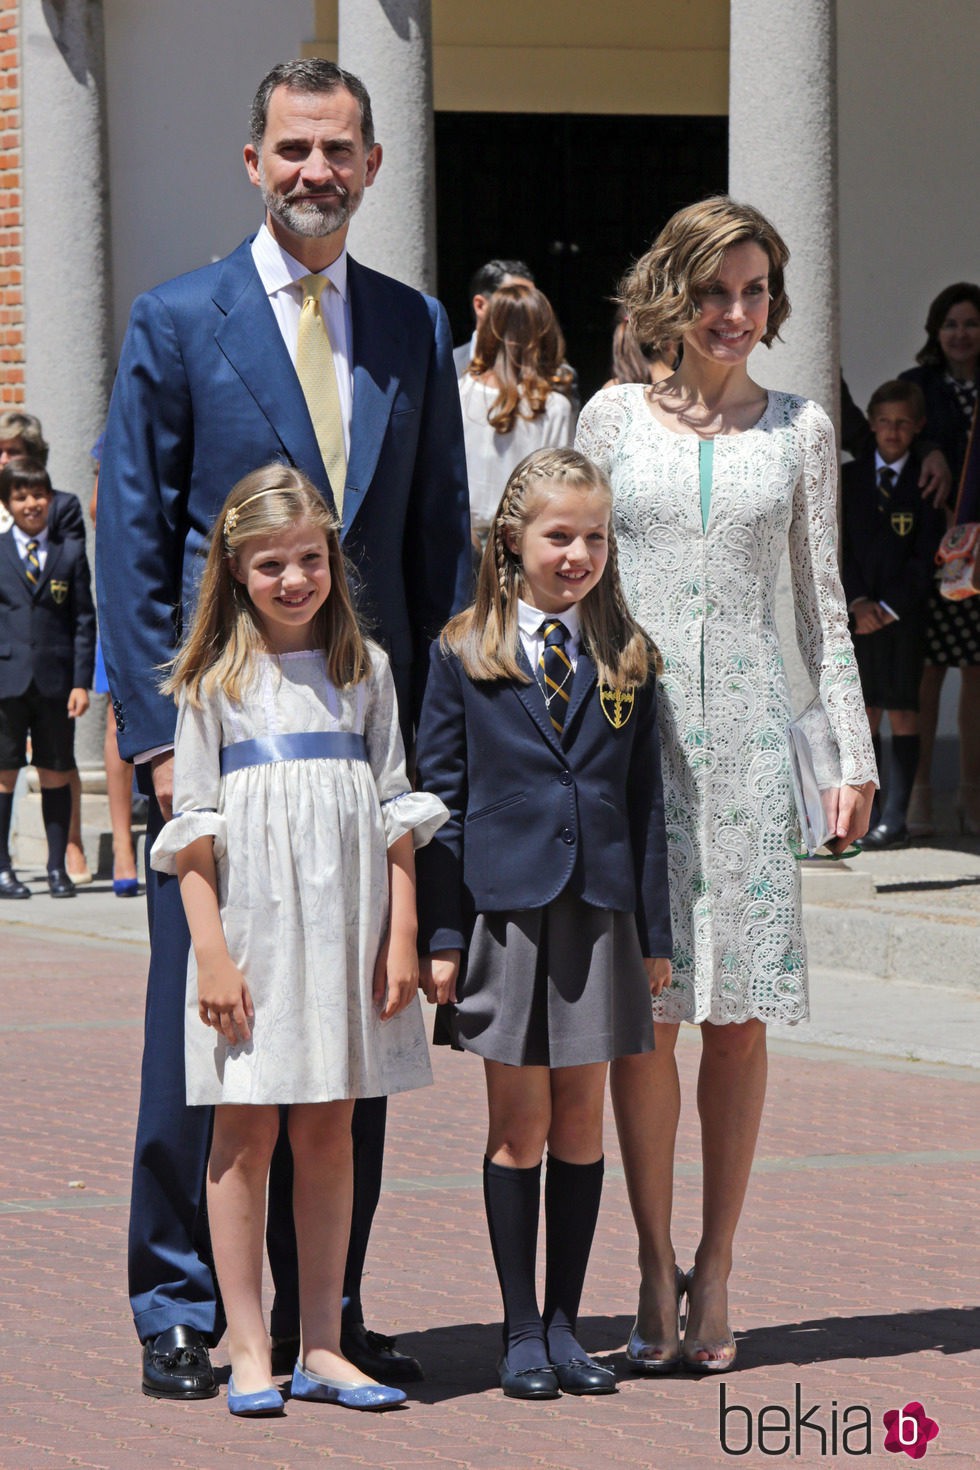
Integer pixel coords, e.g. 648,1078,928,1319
219,731,368,775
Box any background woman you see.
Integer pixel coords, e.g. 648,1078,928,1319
460,284,577,547
576,197,876,1373
900,282,980,835
604,306,678,389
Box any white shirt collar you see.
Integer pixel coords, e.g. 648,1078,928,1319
875,450,910,479
12,522,48,553
251,222,349,302
517,598,581,644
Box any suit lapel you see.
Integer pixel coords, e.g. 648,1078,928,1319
33,537,65,598
0,532,26,592
211,241,335,509
343,257,403,540
562,651,598,744
512,644,564,753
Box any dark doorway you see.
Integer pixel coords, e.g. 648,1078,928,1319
435,112,728,403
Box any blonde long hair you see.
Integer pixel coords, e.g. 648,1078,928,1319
441,447,659,690
164,464,370,705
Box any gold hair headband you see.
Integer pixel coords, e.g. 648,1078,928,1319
223,488,283,539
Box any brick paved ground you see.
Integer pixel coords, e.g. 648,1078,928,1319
1,919,977,1469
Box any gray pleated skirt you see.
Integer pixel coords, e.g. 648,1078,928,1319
455,888,655,1067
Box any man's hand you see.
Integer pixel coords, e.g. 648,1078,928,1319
918,449,951,508
67,687,89,719
151,750,175,821
420,949,460,1006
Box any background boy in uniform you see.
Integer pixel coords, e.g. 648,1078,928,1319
843,380,945,848
0,458,95,897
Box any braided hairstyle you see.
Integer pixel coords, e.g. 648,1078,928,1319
441,446,659,689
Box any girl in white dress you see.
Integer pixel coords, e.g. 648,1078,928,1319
150,465,446,1417
575,199,877,1374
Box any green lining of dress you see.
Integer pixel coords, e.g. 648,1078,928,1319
698,438,713,705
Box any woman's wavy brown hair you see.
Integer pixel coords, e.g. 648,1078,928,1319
163,463,370,706
441,446,659,691
915,282,980,369
468,284,574,434
619,196,791,356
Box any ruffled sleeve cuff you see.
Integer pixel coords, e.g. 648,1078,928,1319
149,811,228,875
381,790,450,850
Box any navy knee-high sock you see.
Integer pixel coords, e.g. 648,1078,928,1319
542,1154,604,1365
870,733,883,828
882,733,920,828
483,1158,546,1371
0,790,13,867
41,785,71,872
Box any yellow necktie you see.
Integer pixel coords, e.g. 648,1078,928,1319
296,273,347,518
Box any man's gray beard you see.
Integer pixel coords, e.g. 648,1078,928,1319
262,186,358,239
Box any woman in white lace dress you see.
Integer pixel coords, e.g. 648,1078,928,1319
575,198,876,1373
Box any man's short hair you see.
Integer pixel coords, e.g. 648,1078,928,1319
867,379,927,420
0,410,49,466
0,456,52,506
249,59,375,150
468,259,535,300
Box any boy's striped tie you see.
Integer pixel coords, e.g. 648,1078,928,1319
24,539,41,586
538,619,573,734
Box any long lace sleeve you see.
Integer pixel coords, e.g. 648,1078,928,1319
788,401,878,787
149,687,229,874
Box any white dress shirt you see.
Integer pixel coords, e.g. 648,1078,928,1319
250,223,354,455
874,449,909,481
517,598,581,675
12,521,49,571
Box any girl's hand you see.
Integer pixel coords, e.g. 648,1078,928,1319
374,932,420,1020
827,779,876,854
198,952,254,1045
420,950,460,1005
67,687,89,718
643,957,671,997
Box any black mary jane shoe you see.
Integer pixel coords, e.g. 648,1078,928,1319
498,1355,561,1400
340,1322,424,1383
0,867,31,899
46,868,77,898
552,1357,618,1395
856,822,910,851
141,1325,218,1400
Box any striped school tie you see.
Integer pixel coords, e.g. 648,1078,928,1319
24,539,41,587
538,619,573,734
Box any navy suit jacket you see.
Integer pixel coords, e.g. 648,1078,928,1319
96,238,471,758
842,452,944,618
47,490,86,544
0,527,96,698
415,644,673,960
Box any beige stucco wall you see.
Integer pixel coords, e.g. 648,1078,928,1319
310,0,729,113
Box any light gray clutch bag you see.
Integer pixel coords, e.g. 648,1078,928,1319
786,697,842,855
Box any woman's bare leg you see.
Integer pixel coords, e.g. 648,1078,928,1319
685,1018,768,1360
105,704,137,881
610,1025,681,1346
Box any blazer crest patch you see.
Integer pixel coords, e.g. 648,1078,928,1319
599,683,635,728
49,579,69,604
890,511,914,537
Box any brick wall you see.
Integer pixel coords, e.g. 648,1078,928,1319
0,0,21,408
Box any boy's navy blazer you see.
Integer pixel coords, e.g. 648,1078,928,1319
0,527,96,698
841,451,944,617
415,642,673,960
96,238,471,757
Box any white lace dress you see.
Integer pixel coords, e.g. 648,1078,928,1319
150,645,448,1103
576,386,877,1025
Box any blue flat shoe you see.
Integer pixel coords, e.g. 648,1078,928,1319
113,877,140,897
290,1361,406,1410
226,1376,285,1417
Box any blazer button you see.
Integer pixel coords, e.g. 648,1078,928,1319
561,827,575,845
559,770,572,786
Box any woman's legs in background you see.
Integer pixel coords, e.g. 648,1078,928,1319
105,703,138,882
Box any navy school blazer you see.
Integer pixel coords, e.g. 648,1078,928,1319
841,452,945,618
0,527,96,699
415,642,673,960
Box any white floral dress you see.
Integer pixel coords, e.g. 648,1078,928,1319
150,644,448,1103
576,386,877,1025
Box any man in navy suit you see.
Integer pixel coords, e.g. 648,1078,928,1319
96,58,470,1399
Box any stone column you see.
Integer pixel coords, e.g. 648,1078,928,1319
729,0,840,712
338,0,435,293
19,0,113,867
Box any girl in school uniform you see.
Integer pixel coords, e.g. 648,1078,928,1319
150,465,447,1418
415,446,673,1400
